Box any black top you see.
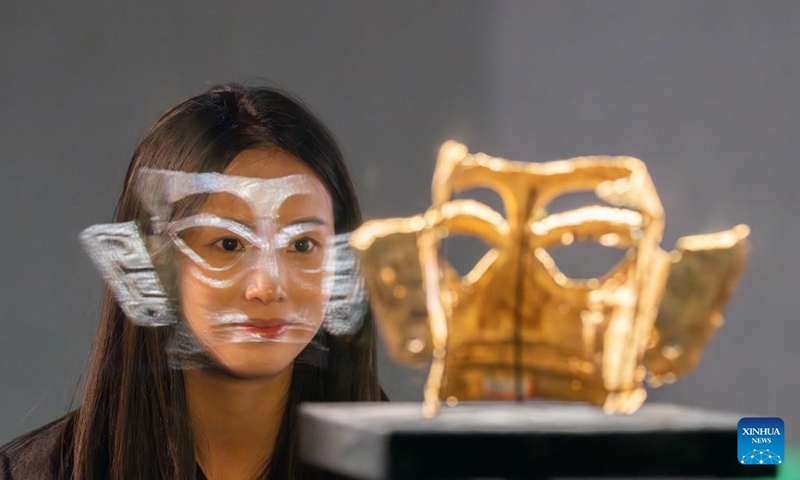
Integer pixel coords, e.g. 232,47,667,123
0,418,66,480
0,418,212,480
0,418,344,480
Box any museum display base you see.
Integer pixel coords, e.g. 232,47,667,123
299,402,776,479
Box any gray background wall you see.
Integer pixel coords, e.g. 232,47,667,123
1,1,797,445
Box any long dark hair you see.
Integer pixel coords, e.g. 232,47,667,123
18,84,382,479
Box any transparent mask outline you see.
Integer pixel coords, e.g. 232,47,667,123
164,246,369,372
168,213,335,289
164,237,369,372
172,232,365,346
139,169,319,234
166,315,334,372
134,169,368,346
79,171,371,372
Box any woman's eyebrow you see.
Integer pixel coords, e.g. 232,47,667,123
200,211,255,229
284,216,328,227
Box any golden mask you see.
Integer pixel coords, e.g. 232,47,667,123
350,142,749,417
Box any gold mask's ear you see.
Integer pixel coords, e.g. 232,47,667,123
349,216,434,368
80,221,175,327
644,224,750,386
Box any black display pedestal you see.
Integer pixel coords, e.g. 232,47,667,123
299,402,776,479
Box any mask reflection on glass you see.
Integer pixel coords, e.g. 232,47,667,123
146,150,336,377
81,149,368,377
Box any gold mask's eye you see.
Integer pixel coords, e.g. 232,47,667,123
545,239,629,283
532,186,643,285
532,195,642,286
440,234,493,279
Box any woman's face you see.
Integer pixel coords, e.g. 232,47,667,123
176,148,335,378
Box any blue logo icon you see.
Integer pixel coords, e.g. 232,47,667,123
738,417,784,465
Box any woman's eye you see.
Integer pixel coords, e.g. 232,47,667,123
290,238,316,253
214,237,244,252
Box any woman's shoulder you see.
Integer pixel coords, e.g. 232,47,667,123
0,416,70,480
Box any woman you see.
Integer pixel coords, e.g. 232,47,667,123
0,84,384,479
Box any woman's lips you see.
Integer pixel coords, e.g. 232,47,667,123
209,314,317,342
231,319,289,339
238,324,288,339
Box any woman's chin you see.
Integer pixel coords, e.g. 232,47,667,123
209,342,301,379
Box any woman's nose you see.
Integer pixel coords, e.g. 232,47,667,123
243,259,286,304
